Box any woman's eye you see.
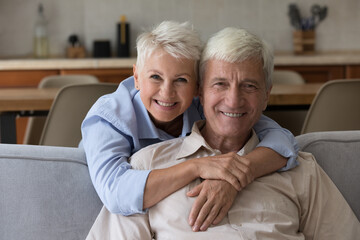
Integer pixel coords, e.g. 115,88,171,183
150,74,161,80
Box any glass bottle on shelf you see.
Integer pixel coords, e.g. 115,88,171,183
33,3,49,58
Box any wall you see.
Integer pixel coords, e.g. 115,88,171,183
0,0,359,58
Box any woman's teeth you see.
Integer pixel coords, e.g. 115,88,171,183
157,100,176,107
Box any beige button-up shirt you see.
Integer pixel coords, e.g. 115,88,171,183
87,121,359,240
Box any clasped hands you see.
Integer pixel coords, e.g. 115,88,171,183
187,152,254,232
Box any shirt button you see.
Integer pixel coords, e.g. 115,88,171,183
231,223,242,230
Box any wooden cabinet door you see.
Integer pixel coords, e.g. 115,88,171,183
346,65,360,79
0,70,59,87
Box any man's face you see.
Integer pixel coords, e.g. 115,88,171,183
200,59,271,140
133,49,198,126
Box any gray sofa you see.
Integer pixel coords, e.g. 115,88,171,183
1,131,359,240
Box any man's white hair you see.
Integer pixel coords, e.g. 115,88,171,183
200,27,274,90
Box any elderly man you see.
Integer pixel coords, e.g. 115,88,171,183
87,28,359,239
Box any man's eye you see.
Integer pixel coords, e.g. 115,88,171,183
176,78,188,83
214,82,225,86
242,84,258,92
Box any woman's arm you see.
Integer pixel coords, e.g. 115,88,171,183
82,116,151,215
253,114,299,171
142,152,252,209
83,117,248,215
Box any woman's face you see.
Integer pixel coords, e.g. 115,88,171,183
134,49,198,125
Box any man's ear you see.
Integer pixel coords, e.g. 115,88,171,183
133,64,140,90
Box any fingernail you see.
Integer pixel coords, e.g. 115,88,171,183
189,218,194,225
192,225,199,232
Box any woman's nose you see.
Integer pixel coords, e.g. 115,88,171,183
160,81,175,98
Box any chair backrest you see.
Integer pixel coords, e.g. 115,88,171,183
272,70,305,85
265,70,306,135
301,79,360,134
39,74,99,88
39,83,118,147
296,130,360,220
24,75,99,145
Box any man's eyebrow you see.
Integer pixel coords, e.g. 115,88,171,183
242,79,261,85
211,77,227,82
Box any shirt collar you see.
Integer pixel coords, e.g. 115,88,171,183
176,120,259,160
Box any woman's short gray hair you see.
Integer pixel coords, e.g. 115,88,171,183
199,27,274,90
136,21,203,73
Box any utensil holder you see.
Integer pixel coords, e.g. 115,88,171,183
66,46,86,58
293,30,315,55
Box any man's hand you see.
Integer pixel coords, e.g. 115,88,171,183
186,180,237,232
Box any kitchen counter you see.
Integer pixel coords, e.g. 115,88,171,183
0,58,137,70
274,51,360,66
1,51,360,70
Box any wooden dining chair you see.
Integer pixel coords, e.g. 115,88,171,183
23,75,99,145
301,79,360,134
39,83,118,147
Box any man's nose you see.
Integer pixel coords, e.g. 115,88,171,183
226,87,245,107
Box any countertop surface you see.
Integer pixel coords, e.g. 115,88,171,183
1,51,360,70
0,58,137,70
274,51,360,66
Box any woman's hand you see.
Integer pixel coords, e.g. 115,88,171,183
143,152,255,210
187,180,238,232
193,152,255,191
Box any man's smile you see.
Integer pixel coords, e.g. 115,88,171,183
222,111,244,118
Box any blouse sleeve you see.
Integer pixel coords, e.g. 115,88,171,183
253,114,300,171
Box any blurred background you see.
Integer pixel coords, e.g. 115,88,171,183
1,0,359,58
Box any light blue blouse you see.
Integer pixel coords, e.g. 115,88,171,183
81,77,299,216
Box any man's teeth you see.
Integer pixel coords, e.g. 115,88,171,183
157,100,176,107
223,112,243,118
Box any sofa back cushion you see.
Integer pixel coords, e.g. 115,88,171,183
0,144,102,240
296,131,360,220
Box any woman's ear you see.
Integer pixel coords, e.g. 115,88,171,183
133,64,140,90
